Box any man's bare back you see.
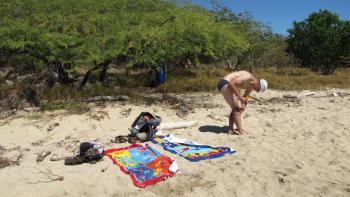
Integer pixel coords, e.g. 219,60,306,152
223,71,257,90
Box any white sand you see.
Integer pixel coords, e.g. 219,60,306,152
0,89,349,197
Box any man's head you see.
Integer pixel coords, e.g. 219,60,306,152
252,79,268,92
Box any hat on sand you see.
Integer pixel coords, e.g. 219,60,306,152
259,79,268,92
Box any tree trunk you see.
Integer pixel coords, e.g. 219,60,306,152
57,63,74,84
152,66,158,87
78,67,98,90
79,60,111,90
99,60,111,84
249,59,256,73
78,62,99,90
23,86,40,106
226,57,239,71
321,64,336,75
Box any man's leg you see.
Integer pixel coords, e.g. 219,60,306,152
229,111,234,129
231,93,249,134
232,109,249,134
233,110,243,134
227,111,239,135
220,85,237,134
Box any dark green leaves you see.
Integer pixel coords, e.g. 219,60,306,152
287,10,350,74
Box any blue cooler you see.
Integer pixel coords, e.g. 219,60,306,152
156,65,166,84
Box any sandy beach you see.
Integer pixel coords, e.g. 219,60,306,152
0,89,349,197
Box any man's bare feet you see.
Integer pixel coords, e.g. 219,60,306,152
227,129,239,135
239,129,249,135
228,128,250,135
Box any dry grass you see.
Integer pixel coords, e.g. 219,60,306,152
26,113,43,120
42,83,137,102
39,102,87,112
159,66,228,92
255,67,350,90
160,66,350,92
1,66,349,112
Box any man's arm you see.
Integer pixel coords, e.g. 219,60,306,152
229,79,247,104
243,88,253,98
240,88,252,111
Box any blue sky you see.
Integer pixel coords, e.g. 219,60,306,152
192,0,350,35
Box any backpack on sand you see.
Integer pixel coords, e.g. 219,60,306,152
130,112,161,142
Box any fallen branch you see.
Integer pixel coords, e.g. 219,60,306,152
50,154,67,161
83,95,129,102
159,121,198,130
36,151,51,162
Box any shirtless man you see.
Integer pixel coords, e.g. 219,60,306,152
217,71,268,135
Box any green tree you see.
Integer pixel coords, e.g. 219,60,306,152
0,0,249,88
210,2,297,71
287,9,350,74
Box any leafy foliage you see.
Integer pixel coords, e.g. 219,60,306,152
287,10,350,74
0,0,248,87
211,2,298,71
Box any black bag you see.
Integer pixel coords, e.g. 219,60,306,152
130,112,161,142
79,142,103,161
65,142,104,165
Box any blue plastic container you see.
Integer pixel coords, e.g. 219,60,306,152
156,65,166,84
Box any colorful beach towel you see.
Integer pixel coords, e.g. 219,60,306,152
152,134,236,162
104,144,178,188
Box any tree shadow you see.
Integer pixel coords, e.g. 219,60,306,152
198,125,229,134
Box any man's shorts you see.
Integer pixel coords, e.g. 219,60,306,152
217,79,229,91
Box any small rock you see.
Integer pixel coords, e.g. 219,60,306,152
23,148,31,152
50,154,63,161
296,164,303,169
47,122,60,131
265,121,272,127
278,177,285,184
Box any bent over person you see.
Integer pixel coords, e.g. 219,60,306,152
217,71,267,135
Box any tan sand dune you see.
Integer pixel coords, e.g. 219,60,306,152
0,89,349,197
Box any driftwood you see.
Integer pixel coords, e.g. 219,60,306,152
303,92,350,98
282,95,298,99
36,151,51,162
339,92,350,97
304,92,317,97
50,154,66,161
84,95,129,102
159,121,198,130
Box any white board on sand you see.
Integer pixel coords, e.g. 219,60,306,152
159,121,198,130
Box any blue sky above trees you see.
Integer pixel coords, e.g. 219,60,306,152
192,0,350,35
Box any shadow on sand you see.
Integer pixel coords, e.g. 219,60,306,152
198,125,229,134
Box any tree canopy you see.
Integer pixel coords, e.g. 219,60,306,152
287,9,350,74
0,0,250,86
